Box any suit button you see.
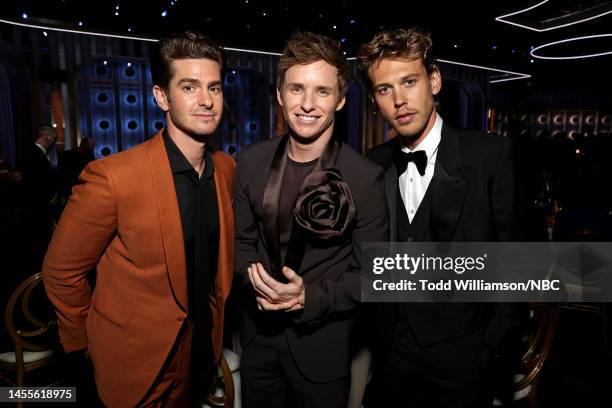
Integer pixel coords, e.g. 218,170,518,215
396,322,408,336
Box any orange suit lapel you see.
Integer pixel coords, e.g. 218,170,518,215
146,132,188,311
212,151,234,302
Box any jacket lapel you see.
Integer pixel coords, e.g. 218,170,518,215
373,137,400,242
384,165,398,242
262,135,289,278
210,151,235,360
147,133,188,311
211,151,234,302
430,124,469,241
260,134,344,277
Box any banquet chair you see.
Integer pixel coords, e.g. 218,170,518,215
0,272,61,397
203,347,241,408
494,302,559,408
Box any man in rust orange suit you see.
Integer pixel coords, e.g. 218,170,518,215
43,31,234,407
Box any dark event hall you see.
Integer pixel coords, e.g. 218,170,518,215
1,0,612,407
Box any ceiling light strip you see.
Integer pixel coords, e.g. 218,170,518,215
1,18,529,81
0,18,280,55
530,33,612,60
0,18,157,41
495,0,612,32
437,58,531,82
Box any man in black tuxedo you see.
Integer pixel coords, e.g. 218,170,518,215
233,32,388,408
357,28,523,407
20,125,58,209
18,125,59,270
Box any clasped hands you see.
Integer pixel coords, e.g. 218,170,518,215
247,263,305,312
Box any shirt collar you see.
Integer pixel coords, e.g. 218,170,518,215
35,143,48,155
163,128,215,179
401,113,443,163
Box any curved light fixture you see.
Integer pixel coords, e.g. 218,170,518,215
0,17,282,56
531,33,612,60
437,58,531,83
496,0,612,32
352,56,531,83
0,17,530,82
496,0,550,31
0,17,156,41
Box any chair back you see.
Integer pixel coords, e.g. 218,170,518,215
1,272,58,387
5,273,56,350
203,349,239,408
514,302,559,407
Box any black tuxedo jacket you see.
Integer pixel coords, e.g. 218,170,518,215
19,144,57,209
366,124,523,355
234,135,388,382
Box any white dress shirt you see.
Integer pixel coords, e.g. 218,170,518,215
398,113,443,223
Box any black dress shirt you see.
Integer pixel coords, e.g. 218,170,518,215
163,129,219,392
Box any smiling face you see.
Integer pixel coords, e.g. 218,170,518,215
277,60,346,144
368,58,441,145
153,58,223,141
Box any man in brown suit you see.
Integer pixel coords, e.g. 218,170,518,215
233,32,388,408
43,31,234,407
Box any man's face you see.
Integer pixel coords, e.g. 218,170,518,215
277,60,346,142
153,58,223,139
40,130,56,149
368,58,441,140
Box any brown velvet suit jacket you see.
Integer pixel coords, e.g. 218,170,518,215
234,136,389,382
42,132,234,407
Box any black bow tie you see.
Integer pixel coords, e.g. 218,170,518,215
394,150,428,177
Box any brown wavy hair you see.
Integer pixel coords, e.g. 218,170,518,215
357,28,437,88
150,31,224,90
277,31,351,97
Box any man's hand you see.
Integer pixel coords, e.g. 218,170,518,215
247,263,305,312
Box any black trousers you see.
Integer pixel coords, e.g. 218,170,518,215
366,323,494,408
240,331,349,408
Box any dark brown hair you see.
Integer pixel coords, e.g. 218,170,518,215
277,31,351,97
357,28,437,87
150,31,224,90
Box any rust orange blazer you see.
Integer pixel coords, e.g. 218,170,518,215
42,132,234,407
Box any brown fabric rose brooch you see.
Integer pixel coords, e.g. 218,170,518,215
293,168,356,241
